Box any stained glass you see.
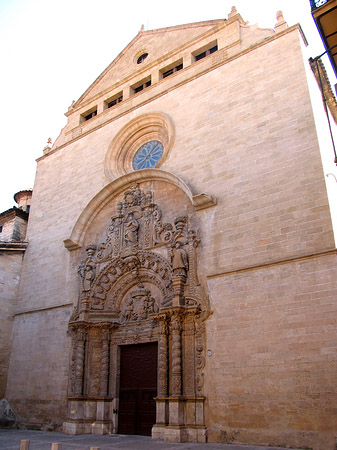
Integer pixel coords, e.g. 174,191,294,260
132,140,163,170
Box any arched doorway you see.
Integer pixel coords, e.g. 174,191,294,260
63,182,210,442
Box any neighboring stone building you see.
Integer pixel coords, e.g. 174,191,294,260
0,190,31,405
2,7,337,450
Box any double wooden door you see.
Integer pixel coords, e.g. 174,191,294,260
118,342,158,436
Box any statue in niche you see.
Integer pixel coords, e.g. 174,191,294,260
78,245,96,297
124,212,139,247
171,241,189,277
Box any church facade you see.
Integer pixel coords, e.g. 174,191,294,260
2,7,337,450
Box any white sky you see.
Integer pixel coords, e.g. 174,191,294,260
0,0,336,220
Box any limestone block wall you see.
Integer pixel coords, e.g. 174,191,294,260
205,253,337,450
5,23,337,449
0,215,27,242
0,251,23,398
5,306,71,429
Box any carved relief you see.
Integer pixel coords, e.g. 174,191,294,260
171,311,182,396
67,183,210,435
171,242,188,278
121,283,158,322
78,245,97,298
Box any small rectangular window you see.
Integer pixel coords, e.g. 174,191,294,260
0,225,3,233
131,76,151,95
161,60,183,79
104,92,123,109
80,106,98,123
193,41,218,62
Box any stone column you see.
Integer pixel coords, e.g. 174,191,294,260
158,314,169,397
100,328,110,397
74,329,86,396
171,312,182,396
184,311,196,397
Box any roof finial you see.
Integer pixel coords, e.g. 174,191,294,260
228,6,237,19
275,10,287,32
140,24,145,32
43,138,53,154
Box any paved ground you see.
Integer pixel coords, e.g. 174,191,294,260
0,429,303,450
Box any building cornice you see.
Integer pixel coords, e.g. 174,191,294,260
0,206,29,221
0,241,28,252
207,248,337,279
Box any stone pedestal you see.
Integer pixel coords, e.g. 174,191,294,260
63,398,113,435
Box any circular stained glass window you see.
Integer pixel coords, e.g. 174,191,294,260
132,140,163,170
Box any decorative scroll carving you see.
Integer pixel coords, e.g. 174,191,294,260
94,184,174,263
89,250,173,312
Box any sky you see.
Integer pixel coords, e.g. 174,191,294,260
0,0,336,219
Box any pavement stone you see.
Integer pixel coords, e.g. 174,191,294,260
0,430,304,450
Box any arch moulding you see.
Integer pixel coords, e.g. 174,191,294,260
63,168,216,251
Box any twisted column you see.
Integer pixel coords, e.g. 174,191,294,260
158,315,169,397
171,312,182,396
100,328,110,396
74,329,86,396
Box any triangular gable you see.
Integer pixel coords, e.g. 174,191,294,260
74,20,224,107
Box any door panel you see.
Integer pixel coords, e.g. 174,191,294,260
118,342,157,435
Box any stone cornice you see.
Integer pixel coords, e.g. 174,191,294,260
0,206,28,221
14,302,73,316
207,248,337,279
0,241,28,252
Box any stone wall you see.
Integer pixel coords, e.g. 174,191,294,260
0,251,24,398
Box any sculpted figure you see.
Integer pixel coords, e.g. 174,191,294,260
78,245,96,297
123,298,134,322
124,213,139,246
143,293,158,316
171,242,188,277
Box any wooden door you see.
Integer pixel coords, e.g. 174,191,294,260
118,342,158,436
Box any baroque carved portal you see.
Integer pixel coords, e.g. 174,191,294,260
64,184,210,443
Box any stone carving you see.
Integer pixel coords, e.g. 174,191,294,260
78,245,96,298
195,316,206,395
121,283,158,322
67,184,210,435
89,251,173,311
123,212,139,247
171,311,182,396
171,242,188,277
158,314,169,397
69,326,87,396
100,329,110,396
93,184,175,262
